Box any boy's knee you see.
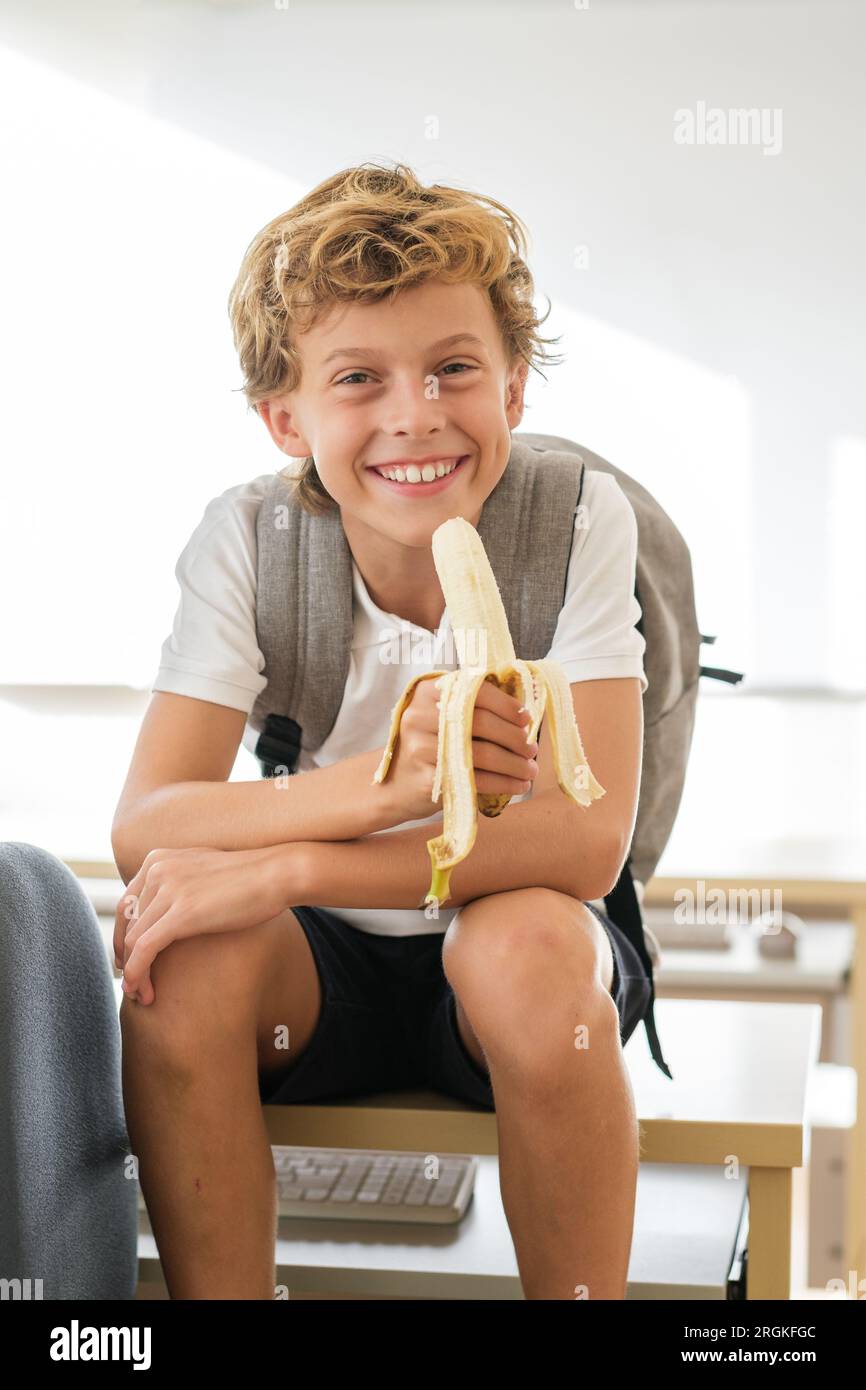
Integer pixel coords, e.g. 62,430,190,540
122,929,265,1038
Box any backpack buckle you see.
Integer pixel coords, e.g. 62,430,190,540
255,713,302,778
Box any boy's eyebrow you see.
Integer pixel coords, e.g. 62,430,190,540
320,332,487,366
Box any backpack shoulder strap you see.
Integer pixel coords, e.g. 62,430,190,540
251,470,353,772
477,438,584,660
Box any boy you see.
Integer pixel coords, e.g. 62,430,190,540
112,162,650,1300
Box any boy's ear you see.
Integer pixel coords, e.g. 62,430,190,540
257,397,313,458
505,358,530,429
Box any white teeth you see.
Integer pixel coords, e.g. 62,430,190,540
376,458,460,483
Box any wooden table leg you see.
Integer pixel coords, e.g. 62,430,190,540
747,1167,792,1299
846,904,866,1281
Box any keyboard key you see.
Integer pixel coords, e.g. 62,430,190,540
428,1177,462,1205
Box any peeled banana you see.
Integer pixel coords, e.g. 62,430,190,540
371,516,606,909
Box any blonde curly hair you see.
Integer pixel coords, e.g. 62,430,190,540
227,161,563,515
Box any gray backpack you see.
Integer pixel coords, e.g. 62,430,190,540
250,433,743,1079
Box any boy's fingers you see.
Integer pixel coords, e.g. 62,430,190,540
472,738,539,781
134,969,154,1006
114,887,141,971
113,901,126,969
123,913,177,998
472,703,538,757
473,678,528,724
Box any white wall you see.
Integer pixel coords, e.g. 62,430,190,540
0,0,863,699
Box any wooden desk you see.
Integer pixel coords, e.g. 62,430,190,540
263,998,821,1300
644,843,865,1282
651,918,852,1064
136,1160,749,1300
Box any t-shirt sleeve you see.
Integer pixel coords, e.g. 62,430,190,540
545,471,648,694
151,481,268,713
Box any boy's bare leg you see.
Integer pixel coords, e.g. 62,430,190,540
443,888,639,1300
120,909,322,1300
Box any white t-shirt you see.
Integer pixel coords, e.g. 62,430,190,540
152,469,648,936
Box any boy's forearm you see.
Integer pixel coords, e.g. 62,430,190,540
289,793,619,913
112,745,400,881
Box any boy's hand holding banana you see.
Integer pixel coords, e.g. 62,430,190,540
372,517,606,910
376,673,542,825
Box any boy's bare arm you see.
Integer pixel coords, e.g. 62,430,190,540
112,745,400,883
281,790,621,912
267,677,633,911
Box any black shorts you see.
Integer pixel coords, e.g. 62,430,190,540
258,901,652,1112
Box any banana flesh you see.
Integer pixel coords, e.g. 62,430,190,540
372,517,605,908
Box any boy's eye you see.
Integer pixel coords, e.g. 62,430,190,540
335,362,476,386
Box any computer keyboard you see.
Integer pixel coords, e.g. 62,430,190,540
135,1146,478,1226
273,1145,477,1224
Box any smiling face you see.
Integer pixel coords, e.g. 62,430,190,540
257,277,529,626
